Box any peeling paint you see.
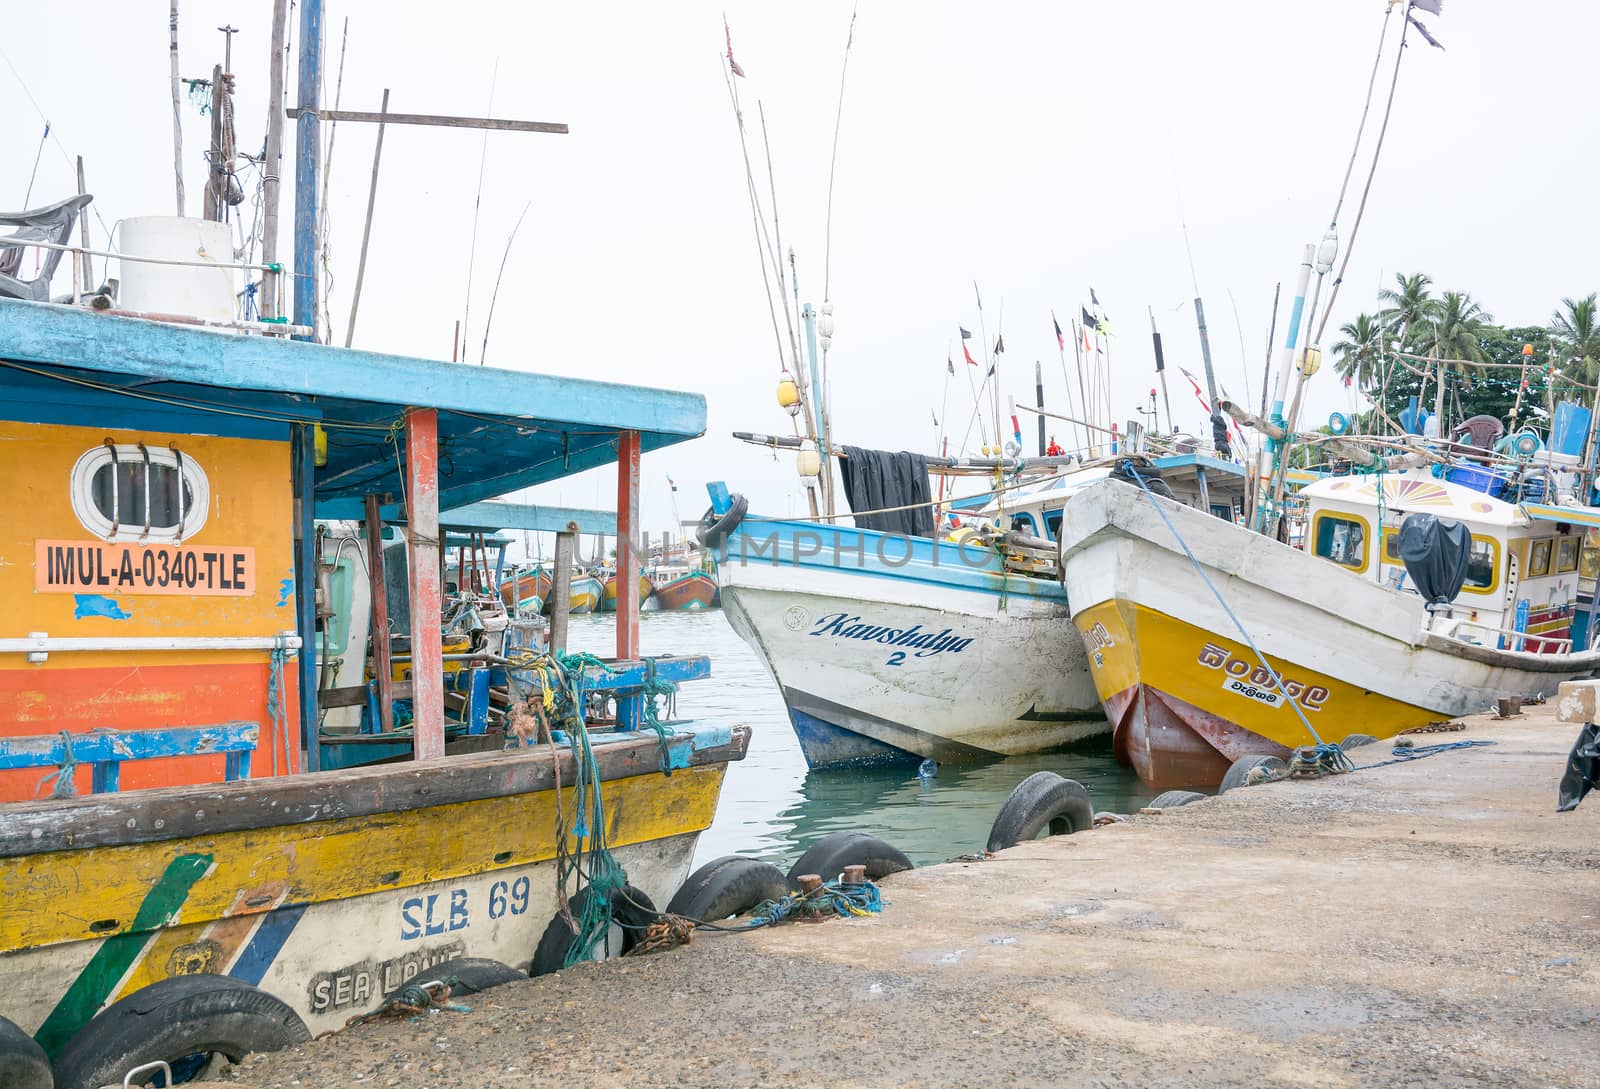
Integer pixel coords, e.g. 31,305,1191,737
73,595,133,621
276,578,294,607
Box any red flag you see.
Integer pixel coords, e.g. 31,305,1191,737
962,341,978,367
1052,311,1065,351
725,19,746,77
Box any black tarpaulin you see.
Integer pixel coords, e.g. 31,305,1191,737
1558,721,1599,811
1397,513,1472,607
839,446,935,538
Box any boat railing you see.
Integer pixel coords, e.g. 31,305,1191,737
1429,614,1573,655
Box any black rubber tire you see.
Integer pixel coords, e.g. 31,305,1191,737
1340,733,1377,750
0,1014,51,1089
1217,754,1289,795
985,772,1095,852
50,975,309,1089
530,883,657,976
785,831,912,891
696,494,749,551
665,856,788,922
385,956,524,1001
1148,789,1207,809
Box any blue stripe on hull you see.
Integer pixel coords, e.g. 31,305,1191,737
790,707,922,770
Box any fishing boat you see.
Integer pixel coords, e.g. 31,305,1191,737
0,291,747,1084
710,452,1246,769
650,565,720,611
500,565,551,614
568,572,604,614
601,570,654,612
1061,453,1600,788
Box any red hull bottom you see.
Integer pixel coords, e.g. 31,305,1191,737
1104,683,1292,790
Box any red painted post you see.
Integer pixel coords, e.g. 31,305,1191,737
405,407,445,760
363,492,395,734
616,430,641,662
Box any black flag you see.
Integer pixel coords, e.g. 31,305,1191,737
1082,306,1096,329
994,334,1005,354
947,355,955,375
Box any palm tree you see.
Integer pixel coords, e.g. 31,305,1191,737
1423,291,1494,429
1377,272,1439,350
1332,313,1385,391
1427,292,1494,365
1551,293,1600,384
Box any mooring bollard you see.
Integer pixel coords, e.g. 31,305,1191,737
797,873,823,895
842,864,867,884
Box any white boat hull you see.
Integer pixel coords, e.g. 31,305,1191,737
718,532,1105,768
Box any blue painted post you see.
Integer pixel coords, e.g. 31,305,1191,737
294,424,320,770
292,0,322,341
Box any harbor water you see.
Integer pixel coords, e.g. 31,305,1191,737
566,610,1164,869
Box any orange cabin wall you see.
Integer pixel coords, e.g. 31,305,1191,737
0,421,301,801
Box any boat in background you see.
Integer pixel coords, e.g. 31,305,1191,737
651,568,719,611
569,573,604,614
710,454,1247,769
500,566,551,614
601,571,654,612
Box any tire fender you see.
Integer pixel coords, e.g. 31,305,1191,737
530,883,657,977
666,856,788,922
1148,789,1207,809
50,975,310,1089
0,1013,51,1089
384,956,524,1002
986,772,1094,852
696,494,748,551
1217,754,1289,795
785,831,912,891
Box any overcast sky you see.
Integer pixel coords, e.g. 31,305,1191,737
5,2,1596,540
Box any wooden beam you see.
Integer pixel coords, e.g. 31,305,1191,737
405,408,445,760
548,524,575,655
286,107,568,134
0,728,750,858
363,493,395,733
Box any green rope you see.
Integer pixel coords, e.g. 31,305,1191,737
35,730,78,799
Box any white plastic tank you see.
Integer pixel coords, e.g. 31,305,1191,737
117,216,238,322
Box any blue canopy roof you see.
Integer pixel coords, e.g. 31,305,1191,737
0,299,705,515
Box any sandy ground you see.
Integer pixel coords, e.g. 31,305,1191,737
223,708,1597,1089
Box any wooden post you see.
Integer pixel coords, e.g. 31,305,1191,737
405,408,444,760
842,864,867,885
797,874,823,895
363,492,395,733
74,158,92,291
344,88,390,348
548,523,575,655
616,431,641,661
261,0,289,319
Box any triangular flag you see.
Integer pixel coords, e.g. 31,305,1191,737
994,334,1005,354
1052,312,1065,351
963,342,978,366
959,326,972,340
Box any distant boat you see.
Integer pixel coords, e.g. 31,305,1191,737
650,569,719,611
500,566,551,614
601,572,654,612
569,574,604,614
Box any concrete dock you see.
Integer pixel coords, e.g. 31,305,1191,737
228,707,1597,1088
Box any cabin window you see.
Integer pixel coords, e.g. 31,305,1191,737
1011,513,1040,538
1312,513,1368,570
1044,510,1063,541
1464,538,1498,590
1557,536,1580,574
70,443,210,543
1528,538,1553,578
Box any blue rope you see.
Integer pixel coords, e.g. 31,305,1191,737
35,730,79,799
1118,462,1351,771
1359,738,1496,770
715,879,886,931
267,641,288,774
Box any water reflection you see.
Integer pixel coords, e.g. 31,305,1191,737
565,612,1161,870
